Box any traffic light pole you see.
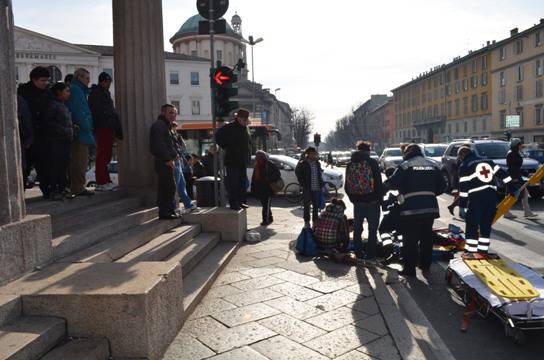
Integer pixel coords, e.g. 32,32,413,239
208,0,220,207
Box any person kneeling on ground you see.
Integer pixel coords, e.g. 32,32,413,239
251,150,281,226
314,199,355,264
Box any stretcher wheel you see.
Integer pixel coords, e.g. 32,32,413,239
504,324,526,345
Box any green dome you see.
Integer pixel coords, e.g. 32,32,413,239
170,14,241,43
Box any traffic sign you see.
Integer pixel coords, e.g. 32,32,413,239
198,19,226,35
197,0,229,20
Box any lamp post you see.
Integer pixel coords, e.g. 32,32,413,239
247,35,263,117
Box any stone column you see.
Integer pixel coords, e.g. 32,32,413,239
0,0,25,226
112,0,166,190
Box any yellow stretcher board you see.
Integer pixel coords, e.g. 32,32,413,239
464,258,540,300
494,165,544,224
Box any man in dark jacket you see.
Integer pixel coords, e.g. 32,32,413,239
295,147,324,228
150,104,180,219
17,66,52,197
88,72,121,192
504,138,536,219
386,144,446,276
216,109,252,210
345,141,383,262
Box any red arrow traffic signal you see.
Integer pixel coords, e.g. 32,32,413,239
214,71,231,86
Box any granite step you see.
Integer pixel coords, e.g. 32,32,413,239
52,207,157,260
0,295,21,327
0,316,65,360
40,338,110,360
52,197,141,237
116,224,201,263
58,216,185,264
165,233,221,276
180,242,239,318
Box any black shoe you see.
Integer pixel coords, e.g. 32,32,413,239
260,221,269,226
159,213,180,220
240,203,250,209
268,217,274,225
397,269,416,277
447,204,455,216
76,189,95,197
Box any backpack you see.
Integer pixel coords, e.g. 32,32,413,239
295,228,319,256
345,161,375,196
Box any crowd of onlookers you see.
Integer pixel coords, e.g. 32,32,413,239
17,66,121,200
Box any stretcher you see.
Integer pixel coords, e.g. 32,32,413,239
446,257,544,344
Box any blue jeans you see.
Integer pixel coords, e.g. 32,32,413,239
353,201,381,259
174,159,192,209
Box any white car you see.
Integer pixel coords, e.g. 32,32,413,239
379,148,403,171
419,143,447,164
86,161,119,187
247,155,344,192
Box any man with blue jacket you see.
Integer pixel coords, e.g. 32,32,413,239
66,68,95,196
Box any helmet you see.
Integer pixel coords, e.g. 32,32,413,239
510,138,522,149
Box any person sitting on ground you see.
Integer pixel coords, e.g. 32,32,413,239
314,198,355,263
295,147,324,228
251,150,281,226
43,82,74,200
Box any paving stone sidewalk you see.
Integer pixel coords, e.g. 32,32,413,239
164,201,406,360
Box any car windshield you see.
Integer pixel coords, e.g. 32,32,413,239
423,145,446,157
474,142,510,159
385,149,402,157
370,151,378,156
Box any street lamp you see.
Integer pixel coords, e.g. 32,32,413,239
247,35,263,117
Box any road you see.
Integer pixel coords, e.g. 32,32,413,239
335,176,544,360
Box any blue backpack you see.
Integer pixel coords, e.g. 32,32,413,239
296,228,319,256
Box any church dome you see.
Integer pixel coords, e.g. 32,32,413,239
170,14,241,43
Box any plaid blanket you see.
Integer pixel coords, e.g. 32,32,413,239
314,204,349,250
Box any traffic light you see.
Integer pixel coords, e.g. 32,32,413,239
314,133,321,147
212,66,238,120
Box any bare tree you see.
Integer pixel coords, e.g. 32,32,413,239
290,107,314,148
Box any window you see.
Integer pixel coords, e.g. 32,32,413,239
204,50,209,58
500,71,506,87
446,71,451,83
190,50,197,57
482,118,487,131
446,84,452,96
191,100,201,115
516,107,524,126
471,75,478,88
500,110,507,128
481,92,488,110
463,97,468,114
454,68,459,80
190,72,199,85
471,95,478,112
463,78,468,91
481,72,488,86
499,47,506,61
169,71,179,85
537,59,543,77
216,50,223,61
447,101,452,117
448,123,452,134
455,80,461,93
515,39,523,54
455,99,460,115
537,80,543,97
537,31,542,47
481,55,488,70
473,120,477,132
456,123,460,133
498,88,506,104
516,85,523,101
171,100,180,114
464,122,468,133
517,65,524,82
535,105,543,125
472,60,477,73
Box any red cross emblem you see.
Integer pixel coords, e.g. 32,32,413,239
476,163,493,183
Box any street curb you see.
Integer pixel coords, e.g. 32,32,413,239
368,267,457,360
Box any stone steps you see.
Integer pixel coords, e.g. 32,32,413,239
0,295,21,327
58,217,186,264
116,224,202,263
165,233,221,276
52,207,157,260
52,197,141,237
40,338,110,360
180,242,239,317
0,316,65,360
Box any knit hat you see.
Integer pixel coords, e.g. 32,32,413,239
98,72,113,82
510,138,522,149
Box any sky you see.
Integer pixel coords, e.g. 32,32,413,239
12,0,543,136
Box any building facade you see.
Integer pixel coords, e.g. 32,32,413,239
366,100,395,152
352,95,390,142
490,22,544,143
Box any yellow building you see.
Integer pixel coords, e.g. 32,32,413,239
490,21,544,144
393,47,492,144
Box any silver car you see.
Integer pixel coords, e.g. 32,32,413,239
379,148,403,172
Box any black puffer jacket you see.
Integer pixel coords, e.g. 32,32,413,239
88,85,123,139
43,99,73,141
506,149,524,180
17,81,53,133
215,120,251,168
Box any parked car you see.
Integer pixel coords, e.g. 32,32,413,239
86,161,119,187
441,140,543,198
370,151,379,161
334,151,352,167
419,143,447,164
246,155,344,192
379,147,403,171
525,149,544,164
